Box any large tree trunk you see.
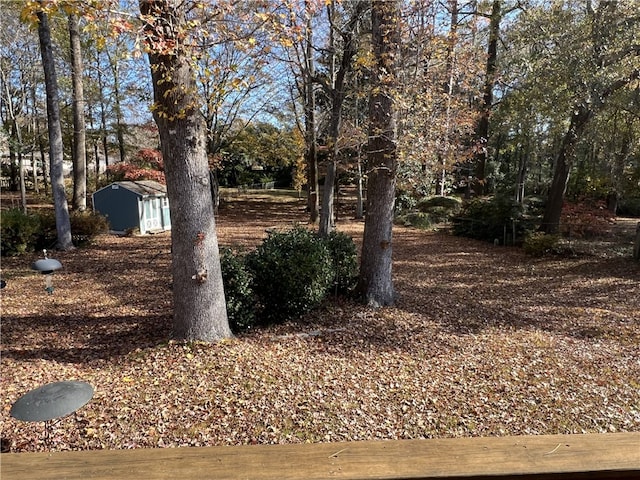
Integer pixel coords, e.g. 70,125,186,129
541,104,592,234
69,13,87,211
37,6,74,251
357,0,399,307
472,0,501,196
140,0,231,342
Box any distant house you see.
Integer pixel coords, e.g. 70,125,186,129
93,180,171,235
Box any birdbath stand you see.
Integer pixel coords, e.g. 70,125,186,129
10,381,94,444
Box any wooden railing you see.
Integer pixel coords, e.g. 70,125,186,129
2,432,639,479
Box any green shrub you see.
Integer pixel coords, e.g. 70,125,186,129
523,232,560,257
33,211,57,249
36,210,109,249
395,187,418,213
322,230,358,294
0,209,41,256
247,226,334,323
219,247,256,333
397,212,433,229
451,195,532,243
69,211,109,244
416,195,462,214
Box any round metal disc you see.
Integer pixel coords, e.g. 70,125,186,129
10,381,94,422
32,258,62,273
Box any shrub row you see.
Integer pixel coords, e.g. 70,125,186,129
451,195,536,243
0,208,108,256
220,226,358,333
396,195,462,229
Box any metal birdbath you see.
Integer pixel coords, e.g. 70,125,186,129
31,249,62,295
10,381,94,443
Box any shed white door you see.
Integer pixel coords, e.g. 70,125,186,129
144,198,162,231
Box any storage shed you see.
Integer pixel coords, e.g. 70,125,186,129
93,180,171,235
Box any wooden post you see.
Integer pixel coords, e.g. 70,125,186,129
634,222,640,260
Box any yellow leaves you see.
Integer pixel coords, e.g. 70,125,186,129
20,1,46,26
255,12,270,23
355,51,375,70
95,36,106,51
122,376,134,383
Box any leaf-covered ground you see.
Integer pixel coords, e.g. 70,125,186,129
1,193,639,452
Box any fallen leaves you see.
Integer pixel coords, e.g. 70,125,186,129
0,196,639,452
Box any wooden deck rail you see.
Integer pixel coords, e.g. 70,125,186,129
1,433,639,479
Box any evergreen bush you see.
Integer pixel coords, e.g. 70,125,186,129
247,226,334,323
395,187,418,213
219,247,256,333
0,209,41,256
523,232,560,257
397,212,433,229
36,210,109,249
322,230,358,294
69,211,109,244
416,195,462,214
452,195,529,243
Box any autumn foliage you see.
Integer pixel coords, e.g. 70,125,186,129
106,149,165,184
560,201,616,239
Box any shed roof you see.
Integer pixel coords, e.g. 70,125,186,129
101,180,167,197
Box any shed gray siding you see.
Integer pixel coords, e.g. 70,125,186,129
93,181,170,234
93,185,141,232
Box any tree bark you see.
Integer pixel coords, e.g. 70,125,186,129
304,0,319,224
96,52,110,177
357,0,399,307
318,1,365,236
69,13,87,211
472,0,501,196
37,6,74,251
541,104,592,234
140,0,231,342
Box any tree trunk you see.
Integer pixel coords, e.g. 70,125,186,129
18,138,27,213
4,81,26,209
472,0,501,196
37,117,48,194
114,72,126,163
540,104,592,234
357,0,399,307
318,1,365,236
355,151,364,219
140,0,231,342
69,13,87,211
96,53,110,176
37,6,74,251
304,1,319,224
319,140,337,236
